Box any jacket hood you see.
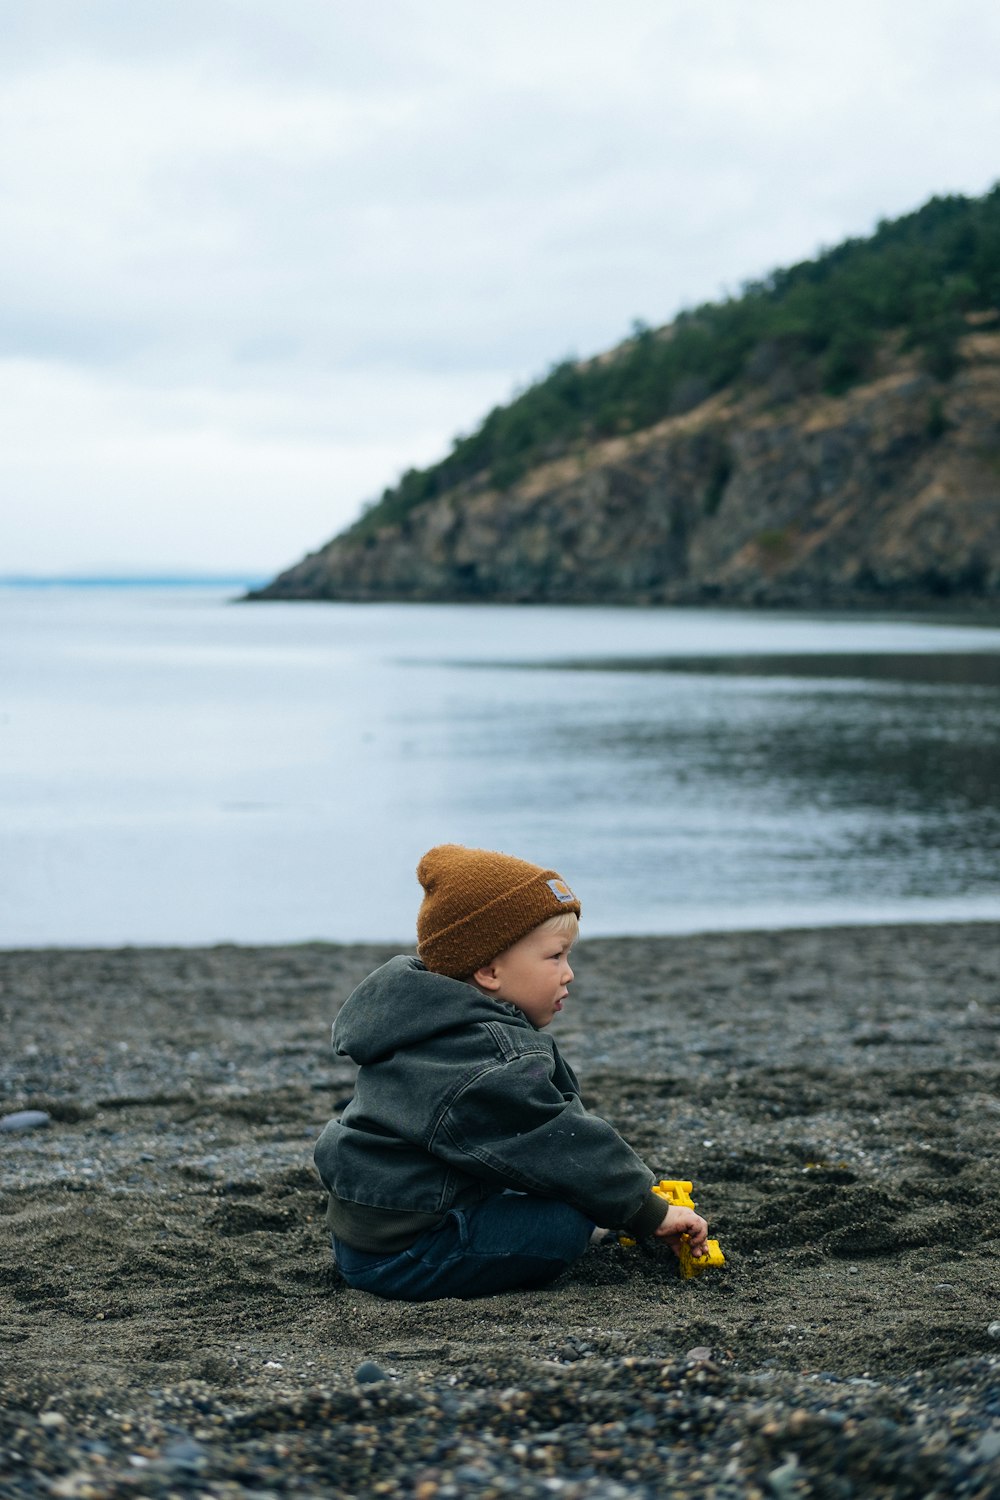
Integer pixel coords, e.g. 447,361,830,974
332,955,530,1064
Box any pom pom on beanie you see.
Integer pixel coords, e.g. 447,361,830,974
416,844,580,978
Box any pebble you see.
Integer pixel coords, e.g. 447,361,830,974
0,1109,51,1133
987,1321,1000,1340
768,1452,801,1499
976,1429,1000,1462
355,1360,387,1383
161,1436,207,1473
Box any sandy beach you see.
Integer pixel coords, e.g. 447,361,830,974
2,923,998,1497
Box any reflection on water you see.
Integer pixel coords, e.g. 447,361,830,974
478,652,1000,688
1,587,998,945
431,665,1000,931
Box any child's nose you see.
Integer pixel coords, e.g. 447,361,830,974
564,961,574,982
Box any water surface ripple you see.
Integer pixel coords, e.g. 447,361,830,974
2,587,998,945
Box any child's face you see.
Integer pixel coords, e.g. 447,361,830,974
481,923,575,1028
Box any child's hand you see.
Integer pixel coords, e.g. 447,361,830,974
652,1205,709,1260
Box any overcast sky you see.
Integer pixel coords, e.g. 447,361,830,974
2,0,999,577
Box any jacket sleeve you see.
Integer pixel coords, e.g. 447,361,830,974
427,1049,667,1236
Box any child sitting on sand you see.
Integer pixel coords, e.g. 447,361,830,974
313,844,708,1300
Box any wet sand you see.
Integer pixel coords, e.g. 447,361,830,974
1,924,998,1497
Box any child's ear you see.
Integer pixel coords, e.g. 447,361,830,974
472,961,502,992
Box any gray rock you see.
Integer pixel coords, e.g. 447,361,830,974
354,1360,386,1384
768,1452,801,1498
0,1110,51,1133
976,1429,1000,1462
162,1437,207,1472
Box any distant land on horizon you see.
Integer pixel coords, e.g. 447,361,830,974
250,185,1000,612
0,574,269,589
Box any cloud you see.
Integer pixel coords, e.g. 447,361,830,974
0,357,506,572
1,1,999,570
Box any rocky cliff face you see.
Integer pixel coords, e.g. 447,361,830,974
251,329,1000,608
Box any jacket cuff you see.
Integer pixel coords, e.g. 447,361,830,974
625,1191,670,1239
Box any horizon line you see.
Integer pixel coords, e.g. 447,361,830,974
0,573,270,587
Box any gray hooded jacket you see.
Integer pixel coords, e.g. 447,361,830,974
313,956,668,1253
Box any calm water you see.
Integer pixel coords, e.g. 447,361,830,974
2,585,999,947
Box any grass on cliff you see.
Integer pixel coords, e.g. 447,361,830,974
351,183,1000,540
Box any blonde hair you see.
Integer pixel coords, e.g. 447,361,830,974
534,910,580,941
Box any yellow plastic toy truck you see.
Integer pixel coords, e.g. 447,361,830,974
622,1179,725,1277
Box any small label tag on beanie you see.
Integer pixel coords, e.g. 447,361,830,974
547,878,576,903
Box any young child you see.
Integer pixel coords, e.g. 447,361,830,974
313,844,708,1301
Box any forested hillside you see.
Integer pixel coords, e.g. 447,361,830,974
251,187,1000,608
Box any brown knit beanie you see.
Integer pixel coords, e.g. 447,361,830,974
416,844,581,978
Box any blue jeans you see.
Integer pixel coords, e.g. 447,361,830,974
332,1192,593,1301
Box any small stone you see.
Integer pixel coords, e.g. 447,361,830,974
39,1411,67,1429
453,1465,490,1485
848,1265,859,1275
355,1360,386,1384
768,1452,801,1498
686,1346,712,1361
0,1109,51,1133
933,1283,956,1296
987,1321,1000,1340
49,1474,98,1499
976,1430,1000,1462
162,1437,207,1472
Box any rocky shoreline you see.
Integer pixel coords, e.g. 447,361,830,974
248,332,1000,612
2,923,998,1497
